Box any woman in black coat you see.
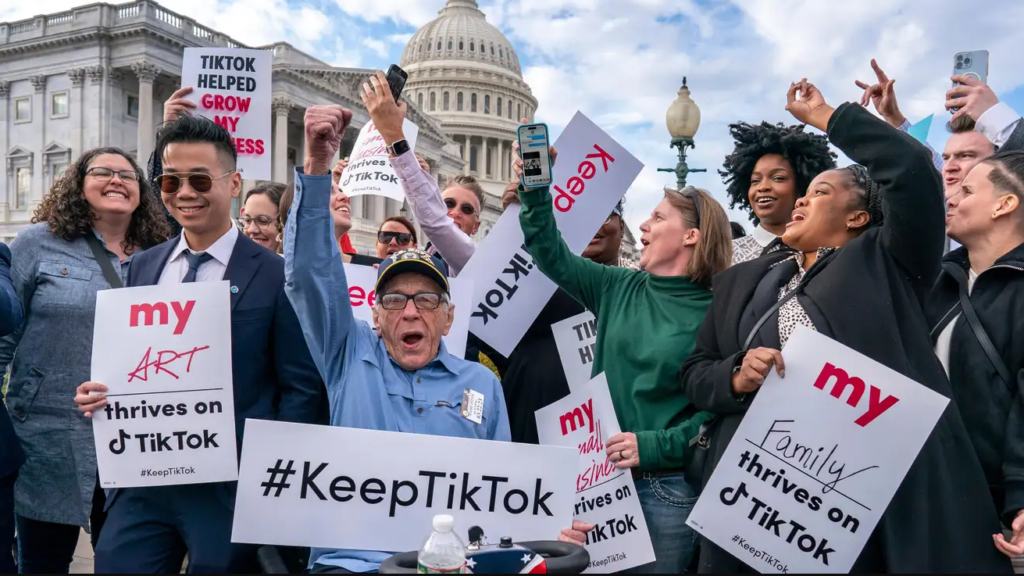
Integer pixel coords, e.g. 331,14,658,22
680,80,1010,573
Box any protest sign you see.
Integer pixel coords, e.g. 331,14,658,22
231,420,577,552
180,48,271,180
91,282,237,488
552,311,598,392
341,120,420,202
536,374,656,573
686,327,949,573
459,112,643,356
343,262,473,358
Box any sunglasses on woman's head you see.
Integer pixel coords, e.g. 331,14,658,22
444,198,477,216
681,186,703,228
377,231,414,245
156,171,235,194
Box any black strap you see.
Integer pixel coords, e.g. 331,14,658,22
957,286,1013,393
84,234,124,289
742,280,806,351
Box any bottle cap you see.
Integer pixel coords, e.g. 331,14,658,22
433,514,455,533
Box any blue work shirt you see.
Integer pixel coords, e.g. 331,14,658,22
284,168,511,573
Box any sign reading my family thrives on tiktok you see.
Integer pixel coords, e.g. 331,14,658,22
90,282,238,488
180,47,272,180
686,328,949,573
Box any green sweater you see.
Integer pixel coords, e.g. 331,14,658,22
520,186,715,472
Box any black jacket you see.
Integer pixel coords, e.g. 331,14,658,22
1002,118,1024,153
481,289,581,444
681,103,1009,573
925,244,1024,527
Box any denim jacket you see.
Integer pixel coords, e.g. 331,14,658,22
0,222,135,527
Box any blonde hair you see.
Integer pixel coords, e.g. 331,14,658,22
663,187,732,288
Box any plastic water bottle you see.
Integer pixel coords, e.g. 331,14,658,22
417,514,467,574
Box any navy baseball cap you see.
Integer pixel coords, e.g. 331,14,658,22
375,248,450,295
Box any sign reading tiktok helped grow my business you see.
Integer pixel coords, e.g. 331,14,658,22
686,328,949,573
459,112,643,357
91,282,237,488
180,47,271,179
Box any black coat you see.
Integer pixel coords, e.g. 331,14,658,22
680,102,1010,573
925,244,1024,527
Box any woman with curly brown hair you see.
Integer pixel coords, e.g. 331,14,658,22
0,147,169,573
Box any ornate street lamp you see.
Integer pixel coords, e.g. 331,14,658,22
658,77,706,190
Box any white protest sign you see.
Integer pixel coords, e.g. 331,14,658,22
552,311,598,392
231,419,577,552
341,120,420,202
344,263,473,358
686,327,949,573
536,374,656,573
460,112,643,356
91,282,238,488
180,48,272,180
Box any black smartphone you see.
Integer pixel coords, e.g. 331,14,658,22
385,65,408,103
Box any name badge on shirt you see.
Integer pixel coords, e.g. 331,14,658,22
461,389,485,425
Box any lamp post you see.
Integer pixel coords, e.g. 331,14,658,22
658,77,706,190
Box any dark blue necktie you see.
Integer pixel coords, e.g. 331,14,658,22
182,252,214,283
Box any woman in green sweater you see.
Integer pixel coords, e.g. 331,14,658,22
512,144,732,573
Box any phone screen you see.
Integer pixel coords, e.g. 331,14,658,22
386,65,408,102
518,124,551,188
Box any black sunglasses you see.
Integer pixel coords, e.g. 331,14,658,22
444,198,477,216
378,231,414,245
681,186,703,228
157,171,234,194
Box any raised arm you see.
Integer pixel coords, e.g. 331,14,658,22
283,104,355,386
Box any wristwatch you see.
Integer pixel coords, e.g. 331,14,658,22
386,139,411,157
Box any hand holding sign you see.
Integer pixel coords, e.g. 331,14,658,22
560,521,594,546
304,105,353,176
361,70,408,146
994,511,1024,558
733,347,786,395
606,432,640,469
75,381,109,417
164,87,197,124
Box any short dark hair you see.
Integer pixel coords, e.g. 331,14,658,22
246,181,286,208
730,221,747,239
982,150,1024,204
947,115,978,134
155,113,237,171
720,122,837,224
378,215,418,245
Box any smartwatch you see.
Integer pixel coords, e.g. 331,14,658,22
386,139,411,157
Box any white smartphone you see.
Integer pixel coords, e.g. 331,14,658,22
517,123,552,188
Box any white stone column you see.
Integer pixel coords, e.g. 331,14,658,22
373,196,387,224
68,69,86,159
30,75,46,203
497,139,505,183
272,98,291,183
462,135,470,176
0,81,9,220
483,138,490,180
131,62,160,169
86,66,105,150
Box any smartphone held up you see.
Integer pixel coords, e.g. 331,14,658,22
950,50,989,114
385,65,408,103
517,123,552,189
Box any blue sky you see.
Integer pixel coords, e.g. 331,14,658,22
7,0,1024,237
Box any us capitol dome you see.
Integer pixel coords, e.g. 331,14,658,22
400,0,539,234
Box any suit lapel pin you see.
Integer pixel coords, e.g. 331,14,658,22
230,285,239,294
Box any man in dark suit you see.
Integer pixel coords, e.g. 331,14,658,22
0,243,25,574
76,114,324,573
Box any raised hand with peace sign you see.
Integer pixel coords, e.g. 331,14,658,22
854,59,906,128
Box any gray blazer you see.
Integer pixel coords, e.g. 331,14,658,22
0,222,134,528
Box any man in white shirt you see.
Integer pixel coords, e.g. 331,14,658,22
78,113,325,573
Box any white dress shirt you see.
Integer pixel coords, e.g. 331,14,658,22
977,102,1022,149
158,226,239,285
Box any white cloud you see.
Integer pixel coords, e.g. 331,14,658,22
363,38,389,57
330,0,444,27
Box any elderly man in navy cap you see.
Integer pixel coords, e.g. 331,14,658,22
284,87,591,574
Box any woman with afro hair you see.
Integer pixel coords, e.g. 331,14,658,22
721,120,836,263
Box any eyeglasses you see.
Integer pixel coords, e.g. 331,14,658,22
238,215,277,229
378,231,414,245
681,186,703,228
379,292,447,311
156,171,235,194
444,198,477,217
86,167,140,183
